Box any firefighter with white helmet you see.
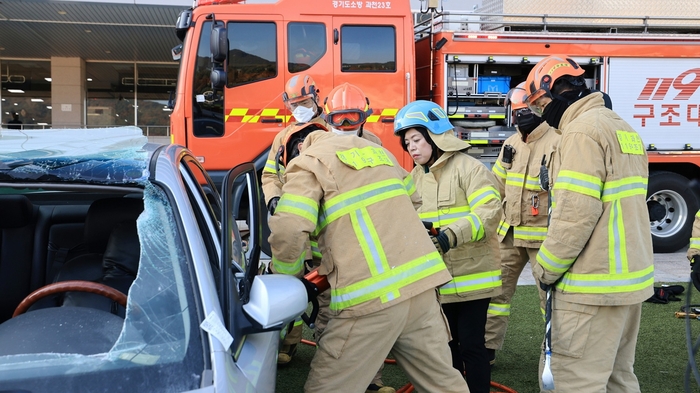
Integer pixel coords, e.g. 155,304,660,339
394,100,502,393
524,55,654,392
268,130,469,393
484,82,560,366
261,74,328,365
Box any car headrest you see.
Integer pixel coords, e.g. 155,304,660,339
102,221,141,279
84,197,143,252
0,195,34,229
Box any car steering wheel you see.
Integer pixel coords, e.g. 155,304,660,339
13,280,128,317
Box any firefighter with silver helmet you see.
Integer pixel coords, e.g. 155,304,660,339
524,55,654,392
262,74,328,365
484,82,560,366
268,128,469,393
394,100,502,393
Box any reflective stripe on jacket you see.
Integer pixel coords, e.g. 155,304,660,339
492,121,560,248
413,151,502,303
269,132,452,318
533,93,654,306
690,210,700,251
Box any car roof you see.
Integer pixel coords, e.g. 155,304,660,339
0,127,160,187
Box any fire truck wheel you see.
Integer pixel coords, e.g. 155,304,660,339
647,171,699,253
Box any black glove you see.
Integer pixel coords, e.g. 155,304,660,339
539,280,552,292
431,230,451,255
268,196,280,215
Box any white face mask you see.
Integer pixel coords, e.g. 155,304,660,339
292,106,315,123
331,127,359,136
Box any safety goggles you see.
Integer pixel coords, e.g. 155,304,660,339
324,109,372,128
525,89,551,117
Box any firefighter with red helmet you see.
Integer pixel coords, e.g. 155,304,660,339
262,74,328,365
484,82,560,366
312,82,395,393
524,55,654,391
268,129,468,393
394,100,502,393
322,82,382,144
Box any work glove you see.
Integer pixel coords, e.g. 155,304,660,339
688,247,700,263
538,280,552,292
431,228,455,256
267,196,280,215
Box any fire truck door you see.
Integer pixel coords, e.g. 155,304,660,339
189,15,285,171
331,16,411,168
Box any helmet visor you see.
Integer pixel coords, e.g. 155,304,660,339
326,109,368,128
525,88,551,117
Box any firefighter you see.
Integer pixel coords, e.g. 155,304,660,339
484,82,560,366
312,82,394,393
261,74,327,365
394,100,502,393
268,130,469,393
688,210,700,262
523,55,654,392
322,82,381,144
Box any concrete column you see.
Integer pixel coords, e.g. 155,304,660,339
51,57,86,128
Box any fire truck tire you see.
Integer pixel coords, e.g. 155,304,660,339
647,171,699,253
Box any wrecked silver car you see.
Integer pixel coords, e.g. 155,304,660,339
0,127,307,392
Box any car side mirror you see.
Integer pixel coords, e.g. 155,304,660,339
242,275,307,329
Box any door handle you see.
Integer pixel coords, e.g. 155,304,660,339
261,118,283,123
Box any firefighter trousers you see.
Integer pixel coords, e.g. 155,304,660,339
485,229,544,351
538,298,642,393
304,289,469,393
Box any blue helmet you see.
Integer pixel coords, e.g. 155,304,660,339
393,100,453,136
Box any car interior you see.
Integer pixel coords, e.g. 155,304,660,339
0,190,147,352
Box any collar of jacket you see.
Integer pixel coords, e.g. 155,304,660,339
524,121,553,142
558,92,605,131
427,150,457,172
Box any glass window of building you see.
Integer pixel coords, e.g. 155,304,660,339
136,64,178,137
1,60,52,129
86,63,135,128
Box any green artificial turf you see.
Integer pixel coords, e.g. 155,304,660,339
276,282,700,392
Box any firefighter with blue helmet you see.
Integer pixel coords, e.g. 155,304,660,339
394,100,502,393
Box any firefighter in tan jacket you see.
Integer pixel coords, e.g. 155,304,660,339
688,210,700,262
394,100,501,393
485,82,560,365
524,55,654,392
261,74,328,365
268,130,469,393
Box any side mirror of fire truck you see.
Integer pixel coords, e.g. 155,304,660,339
210,21,228,90
175,9,192,42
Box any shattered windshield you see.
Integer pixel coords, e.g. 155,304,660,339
0,183,203,391
0,128,149,184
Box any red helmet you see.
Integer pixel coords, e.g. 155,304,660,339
505,82,528,111
524,55,584,116
283,74,319,109
322,83,373,131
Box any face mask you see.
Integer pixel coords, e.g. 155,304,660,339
331,127,359,136
292,105,315,123
541,90,589,129
515,110,543,138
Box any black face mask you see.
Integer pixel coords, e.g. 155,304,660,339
515,109,543,139
541,90,589,129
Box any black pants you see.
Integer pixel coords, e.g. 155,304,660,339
442,297,491,393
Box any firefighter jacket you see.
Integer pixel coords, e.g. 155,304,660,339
262,115,328,205
532,92,654,306
492,122,560,248
269,131,452,318
413,150,503,303
688,210,700,261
